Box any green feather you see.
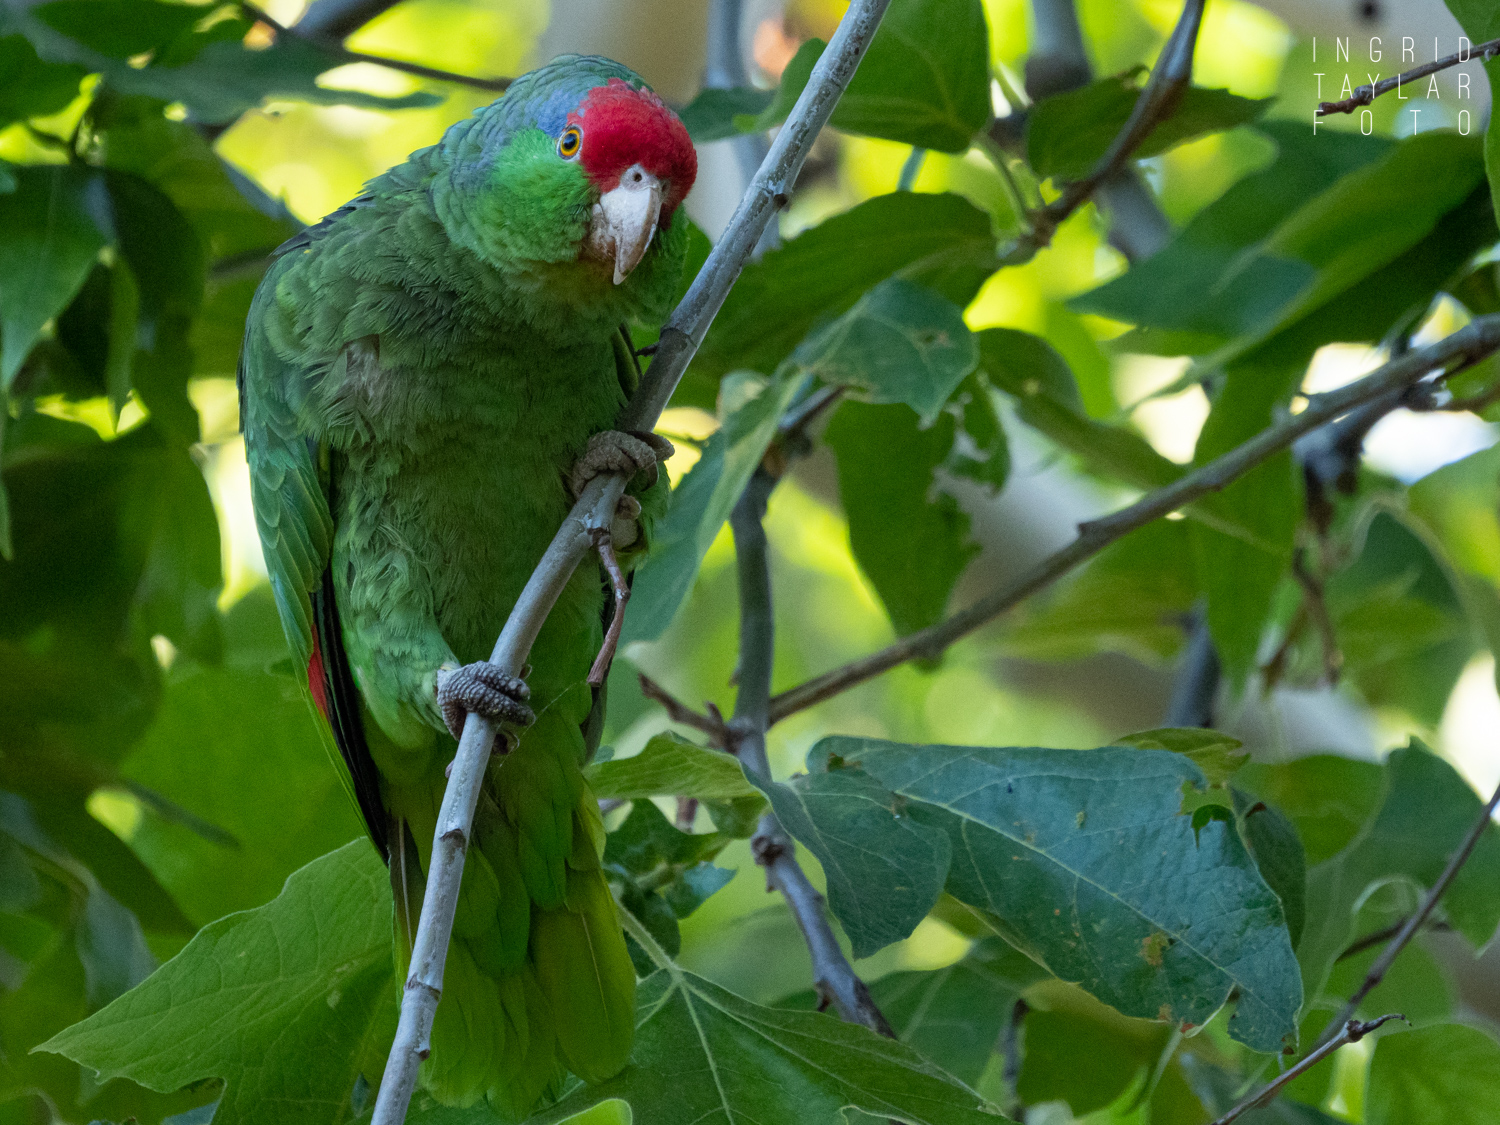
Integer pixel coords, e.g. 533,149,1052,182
239,52,690,1113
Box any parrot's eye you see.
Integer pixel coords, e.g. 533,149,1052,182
557,126,582,160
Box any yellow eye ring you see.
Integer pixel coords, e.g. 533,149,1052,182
557,126,582,159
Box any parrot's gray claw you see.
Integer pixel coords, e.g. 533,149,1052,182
436,661,534,741
569,429,674,499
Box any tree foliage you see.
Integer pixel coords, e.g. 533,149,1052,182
5,1,1500,1123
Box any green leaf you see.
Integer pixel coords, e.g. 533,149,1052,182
945,372,1010,492
976,328,1180,492
1027,71,1272,182
1443,1,1500,230
1115,728,1247,787
0,164,111,389
825,401,978,636
732,0,991,152
816,736,1303,1053
1367,1024,1500,1125
1073,122,1392,352
793,278,976,423
587,733,759,801
869,938,1046,1086
120,664,365,926
7,7,440,124
37,842,395,1125
678,85,775,143
1236,755,1384,868
33,0,202,59
1234,792,1306,950
0,34,86,130
684,192,999,404
527,964,1008,1125
755,755,952,959
1297,742,1500,1007
623,371,801,644
1017,1007,1160,1115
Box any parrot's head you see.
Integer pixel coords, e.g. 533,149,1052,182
438,56,698,321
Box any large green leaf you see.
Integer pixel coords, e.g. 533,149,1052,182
684,192,999,404
1444,1,1500,229
753,755,952,958
120,663,365,926
586,733,758,801
825,401,978,636
1027,72,1272,182
1367,1024,1500,1125
0,33,86,130
37,841,396,1125
623,372,801,644
1297,742,1500,1006
809,737,1303,1053
1236,755,1384,868
527,959,1008,1125
721,0,990,153
0,164,111,388
792,279,975,423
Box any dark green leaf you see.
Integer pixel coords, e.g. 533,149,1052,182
34,0,202,60
1367,1024,1500,1125
1444,0,1500,229
685,192,999,404
1234,792,1306,950
678,85,774,143
0,34,86,130
527,963,1008,1125
864,939,1044,1086
755,756,952,958
818,736,1303,1053
586,732,758,801
825,401,978,636
38,842,395,1125
945,372,1010,492
1235,755,1384,868
1018,1007,1158,1115
1115,728,1247,787
1027,71,1272,182
0,164,111,388
793,278,975,422
1297,742,1500,1006
624,372,802,644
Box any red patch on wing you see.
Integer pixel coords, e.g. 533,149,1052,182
308,632,329,719
570,78,697,221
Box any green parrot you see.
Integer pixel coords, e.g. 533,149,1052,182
238,55,697,1117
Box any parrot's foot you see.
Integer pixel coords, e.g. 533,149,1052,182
569,430,674,498
436,661,534,742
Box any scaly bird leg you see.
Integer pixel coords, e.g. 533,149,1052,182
435,662,534,743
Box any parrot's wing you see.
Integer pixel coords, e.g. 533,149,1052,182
238,227,389,859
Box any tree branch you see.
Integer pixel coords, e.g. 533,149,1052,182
1208,1015,1407,1125
768,315,1500,724
1318,37,1500,116
368,3,893,1119
1312,772,1500,1051
244,2,512,92
1162,608,1219,728
296,0,404,40
730,468,894,1035
1007,0,1205,260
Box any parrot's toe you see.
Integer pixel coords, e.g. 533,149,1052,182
569,429,674,498
435,661,534,741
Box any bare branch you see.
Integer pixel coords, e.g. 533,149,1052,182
368,4,893,1119
638,672,727,741
1337,918,1452,962
1318,37,1500,117
730,468,893,1036
1162,609,1219,728
1312,773,1500,1051
1209,1015,1407,1125
768,315,1500,724
296,0,403,40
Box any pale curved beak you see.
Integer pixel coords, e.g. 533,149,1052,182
588,163,664,285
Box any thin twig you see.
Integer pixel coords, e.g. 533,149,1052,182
1006,0,1205,260
1209,1015,1407,1125
1337,918,1452,962
768,315,1500,724
368,3,892,1120
244,2,512,92
1312,773,1500,1051
637,672,728,741
731,468,894,1036
1318,37,1500,116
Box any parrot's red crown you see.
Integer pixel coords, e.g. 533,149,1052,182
570,79,697,221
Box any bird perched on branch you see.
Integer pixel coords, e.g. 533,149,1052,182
238,55,696,1118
